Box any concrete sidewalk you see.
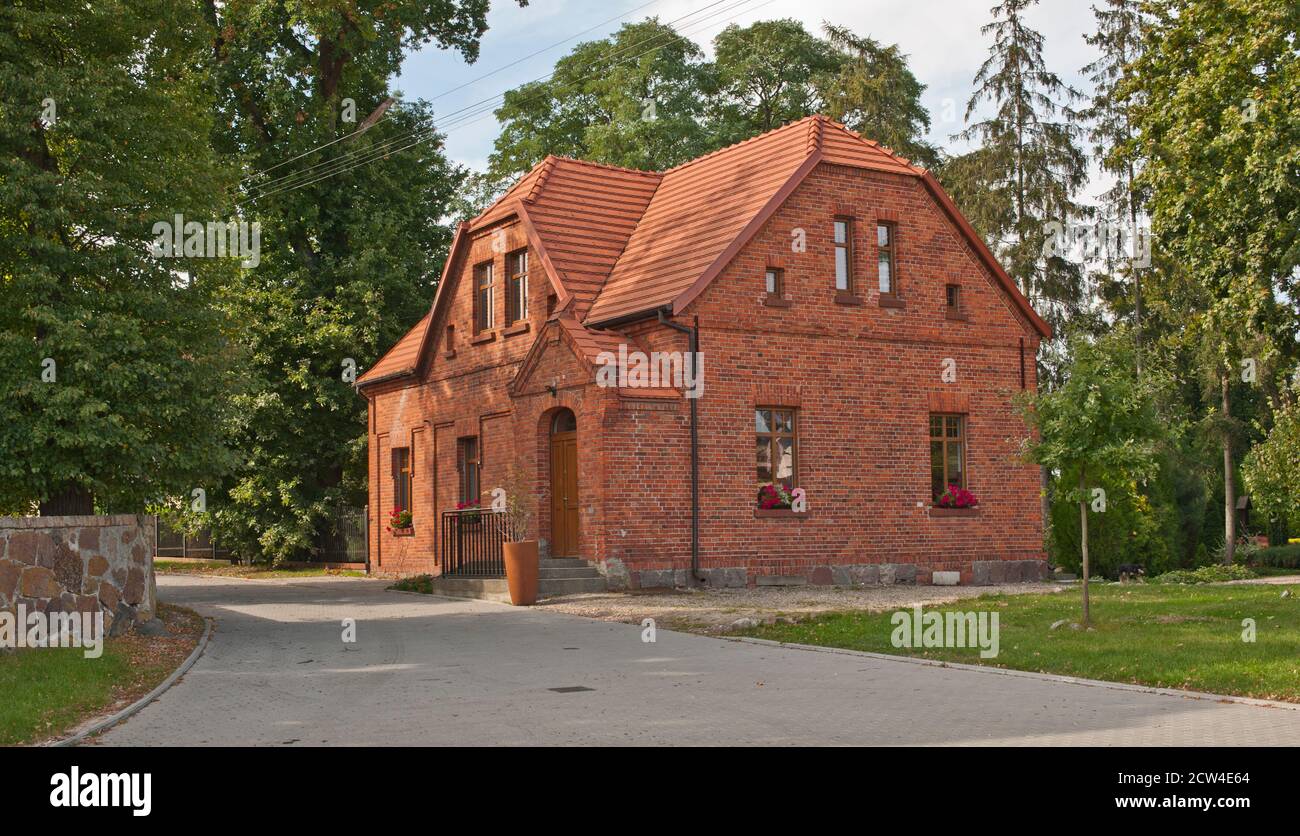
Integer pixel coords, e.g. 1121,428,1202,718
91,574,1300,746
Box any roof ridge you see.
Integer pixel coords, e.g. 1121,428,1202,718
523,156,556,203
546,155,663,178
661,115,820,175
827,120,925,173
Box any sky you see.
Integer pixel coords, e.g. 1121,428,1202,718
394,0,1107,189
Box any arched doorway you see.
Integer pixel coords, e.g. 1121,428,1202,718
549,409,579,557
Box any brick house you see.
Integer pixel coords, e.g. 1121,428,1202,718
357,115,1051,588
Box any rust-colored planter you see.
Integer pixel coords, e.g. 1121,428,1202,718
503,540,539,606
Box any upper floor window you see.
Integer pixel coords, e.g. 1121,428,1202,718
391,446,412,514
833,218,853,292
756,408,798,506
929,414,965,501
474,262,494,333
765,267,783,296
507,250,528,325
457,436,480,506
877,222,896,295
945,284,965,319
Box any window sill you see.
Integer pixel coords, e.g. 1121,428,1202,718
443,349,456,359
929,506,980,518
878,294,906,309
945,309,969,322
503,320,530,337
469,331,496,345
754,508,811,519
390,527,415,537
834,291,864,306
763,294,792,308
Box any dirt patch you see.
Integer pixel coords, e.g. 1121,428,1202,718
536,582,1065,633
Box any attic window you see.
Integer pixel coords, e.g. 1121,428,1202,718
877,222,896,296
833,218,853,293
507,249,528,324
474,261,494,333
765,268,783,295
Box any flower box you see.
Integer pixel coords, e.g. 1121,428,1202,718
930,506,980,518
390,527,415,537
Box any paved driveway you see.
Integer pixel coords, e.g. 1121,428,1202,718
93,574,1300,746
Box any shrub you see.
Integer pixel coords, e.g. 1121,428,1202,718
1255,543,1300,569
1152,564,1256,584
389,574,434,594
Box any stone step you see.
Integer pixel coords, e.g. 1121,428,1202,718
538,576,608,596
540,558,588,569
539,566,602,579
421,576,512,604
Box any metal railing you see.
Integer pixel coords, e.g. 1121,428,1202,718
441,508,511,577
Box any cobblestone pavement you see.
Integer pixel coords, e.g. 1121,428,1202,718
93,575,1300,746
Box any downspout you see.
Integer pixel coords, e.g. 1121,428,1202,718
657,307,702,586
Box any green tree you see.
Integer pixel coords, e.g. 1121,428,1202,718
206,1,519,561
1081,0,1149,371
1242,384,1300,539
0,0,239,515
948,0,1089,348
489,18,714,181
819,24,939,169
709,19,839,145
1119,0,1300,562
1021,331,1163,625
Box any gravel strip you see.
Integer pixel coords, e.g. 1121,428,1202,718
536,582,1065,632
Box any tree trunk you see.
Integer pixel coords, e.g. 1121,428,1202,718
1222,373,1236,565
39,484,94,516
1079,466,1090,627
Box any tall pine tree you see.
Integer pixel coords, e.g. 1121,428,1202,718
947,0,1090,371
1082,0,1149,371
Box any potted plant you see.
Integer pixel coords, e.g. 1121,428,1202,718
757,482,794,510
499,466,538,605
455,500,481,523
936,484,978,509
387,506,413,535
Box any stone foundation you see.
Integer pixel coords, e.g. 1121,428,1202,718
0,514,157,635
616,559,1049,590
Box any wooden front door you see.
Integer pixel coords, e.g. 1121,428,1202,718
549,417,579,557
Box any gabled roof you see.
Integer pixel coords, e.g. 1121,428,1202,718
355,312,430,387
360,115,1050,394
480,156,661,319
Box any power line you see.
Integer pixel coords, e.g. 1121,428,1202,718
240,0,767,205
243,0,665,184
242,0,746,200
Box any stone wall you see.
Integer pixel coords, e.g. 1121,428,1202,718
0,514,156,635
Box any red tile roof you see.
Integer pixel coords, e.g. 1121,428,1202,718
360,115,1049,391
356,311,430,386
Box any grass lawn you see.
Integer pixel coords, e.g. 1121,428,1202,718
0,603,204,745
736,582,1300,703
155,560,366,578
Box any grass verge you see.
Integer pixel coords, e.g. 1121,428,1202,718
0,603,204,745
735,582,1300,702
155,560,365,578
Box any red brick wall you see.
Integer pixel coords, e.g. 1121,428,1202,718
364,161,1044,583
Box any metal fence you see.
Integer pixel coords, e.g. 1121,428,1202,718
154,518,234,561
312,506,368,565
440,508,510,577
154,507,367,566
